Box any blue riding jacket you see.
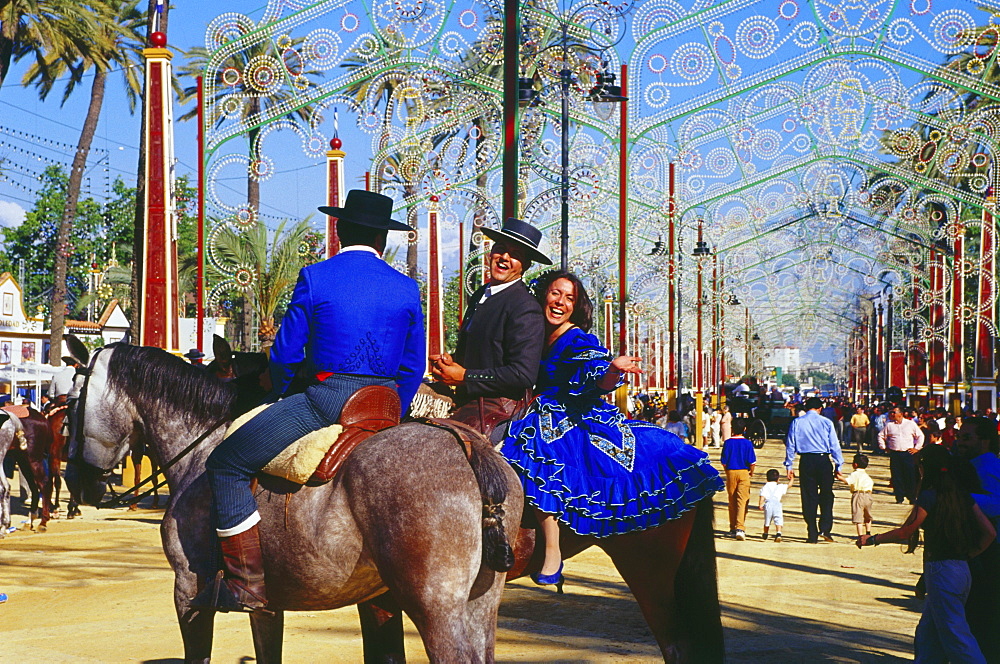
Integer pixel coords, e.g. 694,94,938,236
268,248,425,413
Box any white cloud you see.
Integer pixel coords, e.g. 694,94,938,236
0,201,26,228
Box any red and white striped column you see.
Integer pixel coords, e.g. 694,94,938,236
973,207,997,411
325,136,346,258
426,196,444,358
947,223,965,410
139,30,179,350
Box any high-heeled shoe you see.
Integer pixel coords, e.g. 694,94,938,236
530,562,564,594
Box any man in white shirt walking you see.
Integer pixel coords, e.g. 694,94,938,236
878,406,924,504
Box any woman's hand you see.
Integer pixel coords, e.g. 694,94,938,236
610,356,643,375
597,356,642,391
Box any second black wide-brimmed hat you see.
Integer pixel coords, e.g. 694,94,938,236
481,217,552,265
318,190,411,232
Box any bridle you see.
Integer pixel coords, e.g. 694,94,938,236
67,344,228,508
67,347,107,473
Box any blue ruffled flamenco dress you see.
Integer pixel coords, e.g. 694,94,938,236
502,328,724,537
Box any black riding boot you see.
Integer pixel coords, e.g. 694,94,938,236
191,524,268,613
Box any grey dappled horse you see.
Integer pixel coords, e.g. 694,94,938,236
65,341,523,664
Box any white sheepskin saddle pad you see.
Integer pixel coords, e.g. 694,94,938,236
224,404,343,485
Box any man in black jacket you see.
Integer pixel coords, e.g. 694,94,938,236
430,217,551,431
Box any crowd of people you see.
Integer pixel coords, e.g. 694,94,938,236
626,387,1000,662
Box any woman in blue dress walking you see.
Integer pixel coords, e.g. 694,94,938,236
502,270,724,590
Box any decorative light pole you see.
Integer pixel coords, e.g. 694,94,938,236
516,2,631,270
691,217,712,446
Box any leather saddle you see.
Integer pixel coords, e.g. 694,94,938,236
450,393,533,444
3,404,31,419
306,385,400,486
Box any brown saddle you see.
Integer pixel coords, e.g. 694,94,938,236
450,393,533,440
306,385,400,486
3,404,31,419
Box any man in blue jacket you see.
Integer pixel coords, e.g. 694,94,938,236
197,190,424,613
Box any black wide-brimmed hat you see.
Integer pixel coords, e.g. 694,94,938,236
318,190,411,232
183,348,205,360
481,217,552,265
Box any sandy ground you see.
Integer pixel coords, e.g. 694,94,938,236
1,440,921,662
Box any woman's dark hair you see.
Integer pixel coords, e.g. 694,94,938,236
910,444,984,556
532,269,594,332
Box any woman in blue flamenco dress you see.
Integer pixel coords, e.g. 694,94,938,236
502,270,724,591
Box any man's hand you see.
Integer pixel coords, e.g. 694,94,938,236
429,352,453,366
430,353,466,386
907,447,919,455
786,470,795,481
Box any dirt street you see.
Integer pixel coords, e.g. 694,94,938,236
2,440,919,662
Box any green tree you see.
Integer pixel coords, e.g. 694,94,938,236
176,40,321,348
780,374,800,389
21,0,145,364
0,0,109,89
0,165,133,316
442,271,461,352
209,218,321,349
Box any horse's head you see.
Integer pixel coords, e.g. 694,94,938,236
64,343,137,506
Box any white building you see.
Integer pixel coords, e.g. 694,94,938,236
764,346,800,373
0,272,130,405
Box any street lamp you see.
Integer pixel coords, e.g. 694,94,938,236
519,3,631,270
691,217,713,446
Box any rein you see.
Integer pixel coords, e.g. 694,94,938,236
68,344,230,509
100,418,229,509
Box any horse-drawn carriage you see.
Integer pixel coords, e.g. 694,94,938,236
727,391,795,449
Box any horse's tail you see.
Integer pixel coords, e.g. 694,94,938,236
675,497,725,662
466,438,516,572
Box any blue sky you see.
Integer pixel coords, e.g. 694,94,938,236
0,2,345,229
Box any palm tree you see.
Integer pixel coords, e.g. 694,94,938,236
176,39,321,349
340,52,427,278
209,218,317,348
0,0,108,89
21,0,145,364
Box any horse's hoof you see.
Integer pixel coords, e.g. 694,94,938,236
128,504,139,512
37,524,47,533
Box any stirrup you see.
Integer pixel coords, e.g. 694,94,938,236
190,570,273,615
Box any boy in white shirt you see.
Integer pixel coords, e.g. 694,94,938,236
758,469,793,542
839,453,874,541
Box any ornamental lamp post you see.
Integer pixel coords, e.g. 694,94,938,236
516,3,631,270
558,56,626,270
691,217,713,447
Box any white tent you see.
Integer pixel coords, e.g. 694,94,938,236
0,361,62,405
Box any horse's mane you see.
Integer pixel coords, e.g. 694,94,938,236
107,344,236,424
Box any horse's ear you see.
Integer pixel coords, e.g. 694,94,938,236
118,330,132,345
63,334,89,366
213,334,233,368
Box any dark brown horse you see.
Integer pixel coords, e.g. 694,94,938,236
45,404,83,518
5,405,54,531
410,386,724,661
0,411,17,535
66,341,523,664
